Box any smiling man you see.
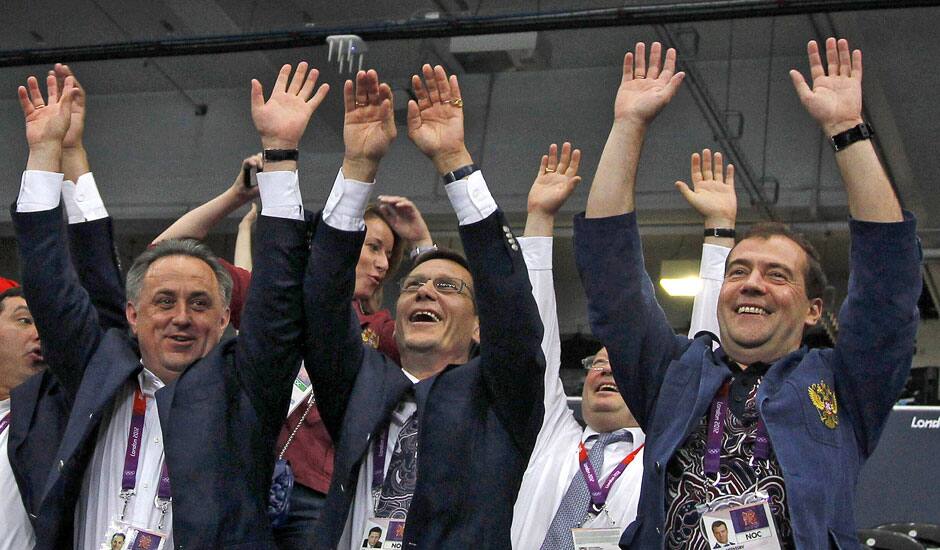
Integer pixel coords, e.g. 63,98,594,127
302,66,543,549
12,62,326,549
576,39,921,549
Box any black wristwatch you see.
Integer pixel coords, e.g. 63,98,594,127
830,123,873,152
442,164,478,184
263,149,299,162
704,228,736,239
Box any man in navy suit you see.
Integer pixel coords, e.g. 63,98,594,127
575,39,920,549
303,66,544,548
11,62,328,549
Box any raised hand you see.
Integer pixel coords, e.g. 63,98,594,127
18,73,75,150
614,42,685,126
789,38,863,136
239,202,259,230
251,62,329,149
51,64,86,149
342,69,396,182
675,149,736,229
407,64,472,174
528,142,583,217
376,195,433,247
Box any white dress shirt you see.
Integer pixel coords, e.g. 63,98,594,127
0,398,37,550
74,369,171,549
510,236,729,549
320,167,497,549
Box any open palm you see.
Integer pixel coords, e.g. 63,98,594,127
251,62,329,148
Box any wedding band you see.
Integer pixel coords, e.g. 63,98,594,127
355,101,367,107
544,168,556,173
449,97,464,108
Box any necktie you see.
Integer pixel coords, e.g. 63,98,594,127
375,410,419,519
540,431,632,550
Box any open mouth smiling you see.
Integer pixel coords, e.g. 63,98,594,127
409,310,441,323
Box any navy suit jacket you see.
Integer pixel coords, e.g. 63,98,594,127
304,210,545,549
12,205,310,549
9,215,126,519
574,212,921,550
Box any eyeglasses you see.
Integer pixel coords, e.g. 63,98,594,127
581,355,611,371
400,276,473,297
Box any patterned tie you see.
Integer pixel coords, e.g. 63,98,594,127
540,431,632,550
375,410,419,519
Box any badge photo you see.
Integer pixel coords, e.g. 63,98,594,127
362,517,405,549
100,521,167,550
699,494,781,550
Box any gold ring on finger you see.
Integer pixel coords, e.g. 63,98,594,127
449,97,464,108
544,168,556,173
355,101,367,107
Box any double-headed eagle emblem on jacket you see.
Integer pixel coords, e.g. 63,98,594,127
808,381,839,429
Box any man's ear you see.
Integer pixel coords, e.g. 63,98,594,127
472,318,480,345
804,297,823,327
220,306,231,332
126,301,139,335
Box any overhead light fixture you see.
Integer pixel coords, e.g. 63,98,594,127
659,260,701,297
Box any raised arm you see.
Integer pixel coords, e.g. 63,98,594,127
789,38,901,223
12,73,105,397
304,68,397,437
676,149,736,338
376,195,434,252
521,142,582,446
575,43,689,429
585,42,684,218
408,64,545,449
792,39,919,454
47,63,128,332
152,154,261,244
235,62,329,420
234,203,257,272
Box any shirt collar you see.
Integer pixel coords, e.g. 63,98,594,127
582,426,643,448
137,366,166,398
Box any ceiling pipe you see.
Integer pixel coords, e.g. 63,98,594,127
1,0,938,67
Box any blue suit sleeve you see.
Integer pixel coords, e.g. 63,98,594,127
67,217,128,332
574,211,690,430
234,214,310,424
832,213,921,456
11,205,104,398
465,211,546,453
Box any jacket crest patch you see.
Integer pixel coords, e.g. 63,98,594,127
808,380,839,429
361,327,379,349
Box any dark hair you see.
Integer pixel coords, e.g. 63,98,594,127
365,204,406,279
731,222,828,302
369,527,382,535
126,239,233,307
711,520,727,530
411,247,472,275
0,287,24,313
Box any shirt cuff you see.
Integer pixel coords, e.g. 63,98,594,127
444,170,497,226
17,170,63,212
62,172,109,224
258,170,304,221
518,236,553,270
322,167,373,232
700,243,731,281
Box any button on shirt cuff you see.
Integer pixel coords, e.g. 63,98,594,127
17,170,63,212
258,170,304,221
518,236,552,270
322,168,374,232
445,170,497,226
62,172,109,224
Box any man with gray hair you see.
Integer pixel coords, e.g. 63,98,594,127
11,61,327,549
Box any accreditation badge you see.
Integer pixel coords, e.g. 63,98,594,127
571,527,622,549
286,364,313,418
697,492,781,549
100,520,167,550
361,517,406,549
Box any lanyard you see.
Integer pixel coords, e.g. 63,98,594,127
578,438,645,514
372,426,390,489
119,386,172,528
0,412,10,436
704,381,770,478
